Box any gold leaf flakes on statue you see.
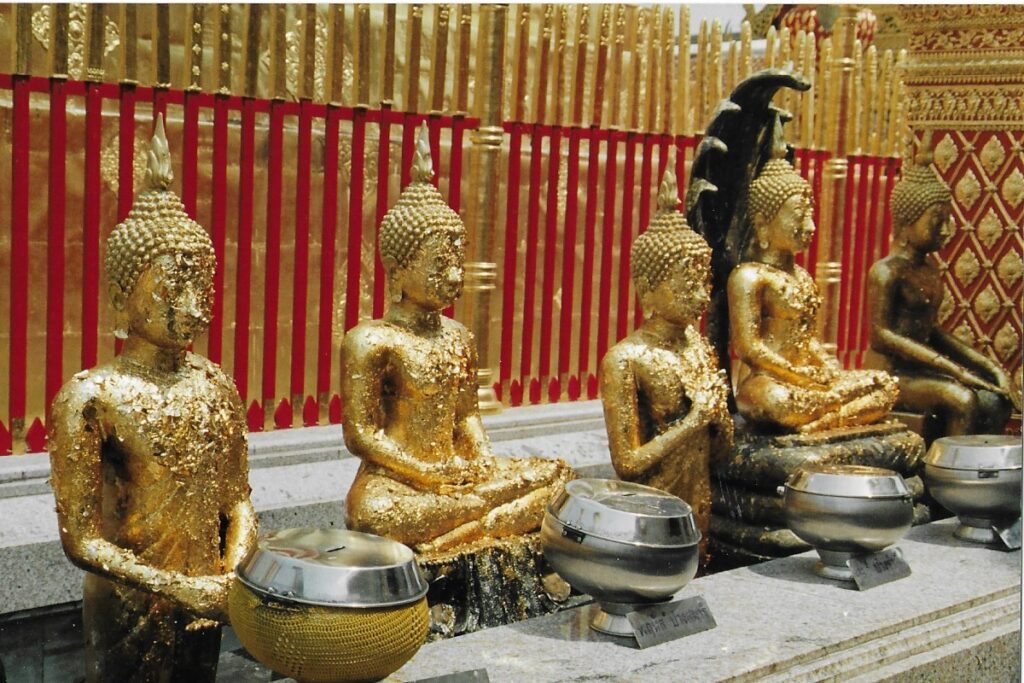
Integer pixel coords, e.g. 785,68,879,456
997,250,1024,288
953,250,981,287
1001,168,1024,208
994,324,1021,363
973,283,1001,324
727,116,897,433
955,170,982,210
980,136,1008,176
47,115,257,680
976,208,1005,249
340,123,573,557
32,4,120,80
600,164,732,566
932,133,959,174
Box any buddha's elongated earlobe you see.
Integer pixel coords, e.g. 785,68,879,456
389,275,404,304
114,309,130,340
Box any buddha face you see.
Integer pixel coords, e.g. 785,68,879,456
393,229,465,310
643,253,712,327
757,191,815,254
125,252,214,348
903,201,951,253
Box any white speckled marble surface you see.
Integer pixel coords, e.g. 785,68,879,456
377,520,1020,682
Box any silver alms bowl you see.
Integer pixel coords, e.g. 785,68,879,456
782,464,914,581
923,435,1022,544
541,478,700,636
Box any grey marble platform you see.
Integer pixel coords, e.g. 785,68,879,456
0,401,611,616
376,519,1020,683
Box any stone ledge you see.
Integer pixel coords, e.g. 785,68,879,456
378,519,1021,682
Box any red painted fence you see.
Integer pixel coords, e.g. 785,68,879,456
0,74,898,453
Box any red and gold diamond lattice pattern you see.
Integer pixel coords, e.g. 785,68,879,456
930,129,1024,385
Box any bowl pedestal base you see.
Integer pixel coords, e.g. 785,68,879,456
814,549,856,581
954,516,1000,544
590,600,664,638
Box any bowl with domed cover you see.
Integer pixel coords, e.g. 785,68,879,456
228,528,429,683
541,478,701,637
923,435,1022,544
782,464,914,581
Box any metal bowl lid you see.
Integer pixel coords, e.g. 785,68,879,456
546,478,700,547
235,528,428,608
785,464,910,499
924,435,1023,471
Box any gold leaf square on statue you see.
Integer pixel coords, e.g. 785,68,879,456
995,324,1021,363
953,322,976,346
997,251,1024,288
976,209,1005,249
933,134,959,174
973,284,1001,324
1002,168,1024,208
955,170,982,210
953,250,981,287
979,136,1007,177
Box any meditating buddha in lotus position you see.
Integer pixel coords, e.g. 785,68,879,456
601,168,733,563
341,124,573,556
48,116,257,682
728,134,898,433
867,140,1013,436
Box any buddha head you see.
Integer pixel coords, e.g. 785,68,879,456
747,120,815,256
105,115,216,348
890,136,953,253
631,167,713,326
378,123,466,310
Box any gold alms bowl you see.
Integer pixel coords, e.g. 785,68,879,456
228,528,429,683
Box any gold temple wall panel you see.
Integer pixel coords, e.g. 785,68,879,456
0,4,970,452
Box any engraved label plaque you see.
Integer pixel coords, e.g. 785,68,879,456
993,517,1022,550
847,547,911,590
627,595,716,649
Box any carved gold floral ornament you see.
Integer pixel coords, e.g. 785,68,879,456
997,250,1023,288
955,170,982,209
973,284,1001,324
976,209,1005,250
32,4,120,80
1001,168,1024,208
932,134,959,174
980,136,1007,176
953,250,981,287
994,324,1021,363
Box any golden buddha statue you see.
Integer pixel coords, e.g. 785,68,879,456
341,124,573,556
600,168,733,563
866,140,1014,435
48,116,257,682
728,130,898,433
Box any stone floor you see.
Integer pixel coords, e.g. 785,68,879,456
2,520,1018,683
